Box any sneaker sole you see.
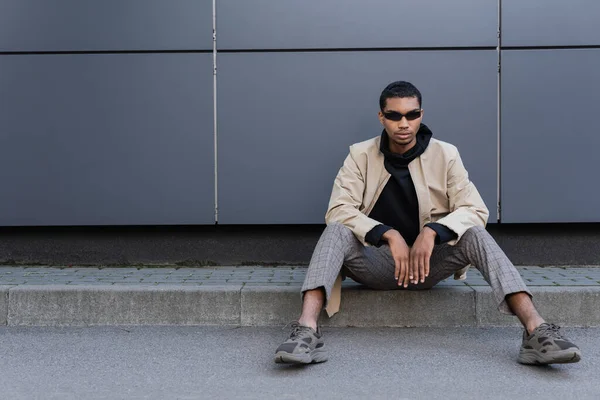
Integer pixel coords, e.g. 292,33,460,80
274,348,328,364
518,348,582,365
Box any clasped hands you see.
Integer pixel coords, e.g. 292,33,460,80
382,227,437,287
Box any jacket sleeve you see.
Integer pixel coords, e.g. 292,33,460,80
325,149,383,246
433,149,489,242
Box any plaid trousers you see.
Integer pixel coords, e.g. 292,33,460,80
302,222,531,315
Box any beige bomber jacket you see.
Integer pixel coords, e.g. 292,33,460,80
324,135,489,317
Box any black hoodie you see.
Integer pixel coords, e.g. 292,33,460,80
365,124,457,247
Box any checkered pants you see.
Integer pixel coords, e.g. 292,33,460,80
302,222,531,315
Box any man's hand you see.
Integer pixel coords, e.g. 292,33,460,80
382,230,411,288
409,227,437,284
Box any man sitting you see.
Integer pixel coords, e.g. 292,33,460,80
274,81,581,366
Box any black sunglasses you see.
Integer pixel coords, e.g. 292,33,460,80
383,109,422,121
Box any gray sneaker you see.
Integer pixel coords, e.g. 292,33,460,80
274,322,328,364
518,323,581,365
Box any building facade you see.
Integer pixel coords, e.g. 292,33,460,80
1,0,598,227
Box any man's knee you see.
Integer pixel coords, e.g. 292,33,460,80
456,225,493,249
462,225,489,241
324,222,354,240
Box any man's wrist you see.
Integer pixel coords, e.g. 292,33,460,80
422,226,437,238
382,229,402,243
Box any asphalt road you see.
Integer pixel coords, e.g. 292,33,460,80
0,326,597,399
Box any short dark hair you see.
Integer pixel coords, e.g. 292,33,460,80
379,81,422,110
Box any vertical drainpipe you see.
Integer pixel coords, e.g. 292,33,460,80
213,0,219,224
496,0,502,223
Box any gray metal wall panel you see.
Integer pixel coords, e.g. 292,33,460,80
218,51,497,224
217,0,497,50
0,0,213,52
501,49,600,223
502,0,600,46
0,54,214,226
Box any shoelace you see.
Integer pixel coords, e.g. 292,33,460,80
536,323,564,339
283,321,313,339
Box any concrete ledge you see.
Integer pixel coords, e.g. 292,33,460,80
473,287,522,327
7,285,242,326
325,286,476,327
5,283,600,327
474,286,600,327
240,285,477,327
241,286,300,326
0,286,10,326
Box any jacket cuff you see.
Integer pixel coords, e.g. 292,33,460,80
425,223,458,245
365,224,393,247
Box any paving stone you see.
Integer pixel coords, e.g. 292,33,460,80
437,280,468,286
21,268,53,272
243,282,291,286
66,277,106,283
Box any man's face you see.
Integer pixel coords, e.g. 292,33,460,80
378,96,423,154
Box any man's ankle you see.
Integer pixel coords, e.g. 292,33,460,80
526,319,546,335
298,319,318,331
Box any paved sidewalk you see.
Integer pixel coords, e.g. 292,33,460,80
1,265,600,286
1,265,599,328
